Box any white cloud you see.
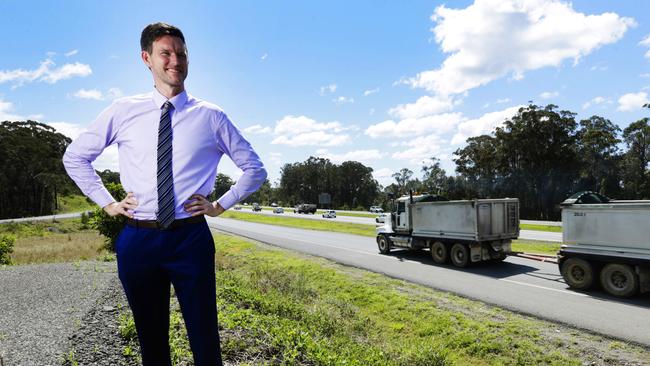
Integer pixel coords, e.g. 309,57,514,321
65,49,78,57
319,84,337,96
269,152,282,165
107,87,123,99
0,99,24,121
640,34,650,47
244,124,272,134
73,88,103,100
363,87,380,96
45,121,86,139
261,53,268,61
0,58,92,87
641,73,650,78
365,112,463,139
451,105,523,144
369,108,375,115
496,98,511,104
388,95,459,119
316,149,385,164
406,0,634,96
271,115,351,147
391,134,446,163
539,91,559,99
332,96,354,104
582,96,610,110
617,92,649,112
373,168,393,179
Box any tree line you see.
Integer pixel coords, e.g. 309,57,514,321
1,102,648,220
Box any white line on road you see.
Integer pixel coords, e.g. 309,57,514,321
499,279,588,297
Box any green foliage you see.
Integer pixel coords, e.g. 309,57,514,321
90,182,126,252
56,195,96,214
0,120,79,219
0,234,16,265
208,173,235,202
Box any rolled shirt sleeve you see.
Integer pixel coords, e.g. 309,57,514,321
62,104,118,209
213,113,267,210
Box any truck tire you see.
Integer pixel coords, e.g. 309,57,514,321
600,263,638,298
377,235,391,254
560,258,594,290
450,243,470,268
430,241,448,264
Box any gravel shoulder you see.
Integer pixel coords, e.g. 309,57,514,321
0,261,117,366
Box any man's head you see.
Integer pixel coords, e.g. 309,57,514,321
141,22,188,97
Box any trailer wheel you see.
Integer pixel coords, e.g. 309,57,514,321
560,258,594,290
430,241,448,264
377,235,391,255
450,243,470,268
600,264,638,298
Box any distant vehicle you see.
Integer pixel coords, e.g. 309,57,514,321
322,210,336,218
273,207,284,214
369,206,384,213
233,205,242,210
252,203,262,212
270,202,278,207
294,203,317,214
375,213,387,223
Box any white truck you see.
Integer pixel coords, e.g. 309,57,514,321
376,194,519,267
558,191,650,297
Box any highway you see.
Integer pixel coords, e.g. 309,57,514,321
242,208,563,242
207,216,650,346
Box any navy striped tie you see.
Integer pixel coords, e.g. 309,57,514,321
157,101,175,229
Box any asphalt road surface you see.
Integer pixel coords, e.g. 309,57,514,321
241,209,563,242
207,216,650,346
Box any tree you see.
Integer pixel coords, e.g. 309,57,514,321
421,158,448,196
98,169,121,185
337,161,379,209
453,135,498,198
0,121,77,219
208,173,234,202
575,116,622,196
621,118,650,198
391,168,413,196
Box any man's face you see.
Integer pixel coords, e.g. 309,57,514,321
142,35,188,91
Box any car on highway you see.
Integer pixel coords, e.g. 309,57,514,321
233,205,242,210
369,206,383,213
375,213,387,223
322,210,336,218
273,207,284,214
252,203,262,212
270,202,278,207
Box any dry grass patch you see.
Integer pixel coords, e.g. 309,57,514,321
11,231,105,265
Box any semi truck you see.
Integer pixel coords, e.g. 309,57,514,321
294,203,317,214
376,194,519,267
558,191,650,297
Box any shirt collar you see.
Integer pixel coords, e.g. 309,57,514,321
152,87,188,111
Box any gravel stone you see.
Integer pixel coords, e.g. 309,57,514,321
0,261,117,366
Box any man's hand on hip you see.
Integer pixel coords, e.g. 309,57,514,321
103,192,138,218
184,194,225,217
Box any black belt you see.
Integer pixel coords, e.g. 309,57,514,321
126,216,205,230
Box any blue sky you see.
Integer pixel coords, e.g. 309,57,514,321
1,0,650,187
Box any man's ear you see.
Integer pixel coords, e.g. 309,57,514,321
141,50,152,70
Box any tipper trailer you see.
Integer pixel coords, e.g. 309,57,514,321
558,191,650,297
376,194,520,267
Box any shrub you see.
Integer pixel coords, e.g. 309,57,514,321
0,234,16,265
90,182,126,253
80,212,90,229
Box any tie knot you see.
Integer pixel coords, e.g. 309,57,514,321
162,101,173,112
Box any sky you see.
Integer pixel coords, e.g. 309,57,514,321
1,0,650,187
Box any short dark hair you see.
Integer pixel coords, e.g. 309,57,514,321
140,22,186,53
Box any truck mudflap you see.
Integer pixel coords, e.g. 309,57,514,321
637,267,650,293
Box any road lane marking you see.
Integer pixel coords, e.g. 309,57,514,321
500,279,588,297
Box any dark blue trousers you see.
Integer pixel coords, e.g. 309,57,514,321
115,219,222,366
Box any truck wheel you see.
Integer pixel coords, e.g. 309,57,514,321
560,258,594,290
450,243,470,268
600,264,638,298
430,241,448,264
377,235,391,254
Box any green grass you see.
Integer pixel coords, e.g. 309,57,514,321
511,239,561,256
520,223,562,233
56,194,97,214
0,217,89,239
221,211,375,237
143,232,644,365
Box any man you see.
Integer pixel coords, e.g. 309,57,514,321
63,22,266,365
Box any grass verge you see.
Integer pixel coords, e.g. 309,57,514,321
56,194,97,214
148,232,647,365
520,223,562,233
220,211,559,255
1,218,108,265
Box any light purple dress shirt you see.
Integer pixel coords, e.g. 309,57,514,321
63,88,267,220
